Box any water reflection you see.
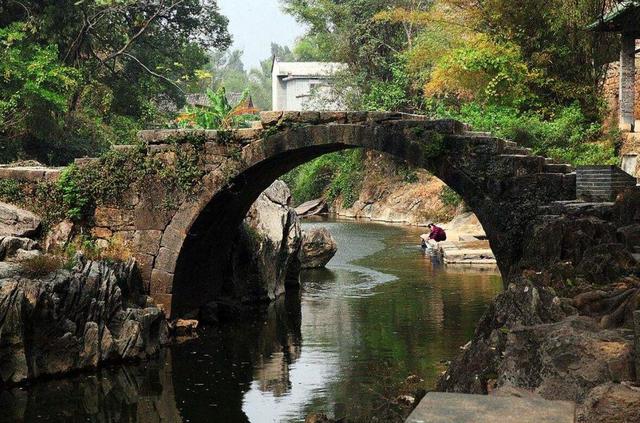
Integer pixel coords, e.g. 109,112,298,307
1,219,503,423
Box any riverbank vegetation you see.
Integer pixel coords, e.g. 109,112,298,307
0,0,230,165
0,0,625,204
281,0,621,205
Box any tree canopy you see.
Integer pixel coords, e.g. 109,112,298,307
0,0,230,164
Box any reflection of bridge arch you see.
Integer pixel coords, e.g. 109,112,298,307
140,112,576,315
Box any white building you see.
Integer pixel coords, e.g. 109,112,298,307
271,59,347,111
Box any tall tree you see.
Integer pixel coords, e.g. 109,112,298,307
0,0,230,164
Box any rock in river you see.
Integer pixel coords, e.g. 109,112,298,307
228,180,303,302
299,228,338,269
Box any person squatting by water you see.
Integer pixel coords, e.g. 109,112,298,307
421,223,447,249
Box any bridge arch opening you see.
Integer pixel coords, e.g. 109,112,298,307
165,122,505,316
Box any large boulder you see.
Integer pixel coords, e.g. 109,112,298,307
228,180,303,302
0,236,38,260
437,276,638,423
0,259,169,385
299,228,338,268
0,202,41,238
577,382,640,423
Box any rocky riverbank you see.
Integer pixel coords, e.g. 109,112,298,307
437,192,640,423
0,181,335,386
332,151,461,226
0,257,169,386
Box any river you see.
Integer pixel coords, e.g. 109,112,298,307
0,219,502,423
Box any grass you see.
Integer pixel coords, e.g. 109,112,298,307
20,254,64,277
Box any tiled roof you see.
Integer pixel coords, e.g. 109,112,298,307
588,1,640,32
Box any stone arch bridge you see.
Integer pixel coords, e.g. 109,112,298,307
4,111,577,316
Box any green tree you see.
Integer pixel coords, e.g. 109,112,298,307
0,0,231,164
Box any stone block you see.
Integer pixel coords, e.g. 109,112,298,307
367,111,402,122
44,169,62,181
111,230,135,244
134,253,155,285
150,293,173,317
94,207,135,230
204,142,230,156
233,128,262,142
318,111,347,124
147,144,173,154
74,157,99,167
132,230,163,256
260,111,283,127
155,247,179,273
160,227,186,250
91,227,113,239
151,269,174,294
281,111,301,122
298,111,321,123
346,111,368,123
406,392,575,423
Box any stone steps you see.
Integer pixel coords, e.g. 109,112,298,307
503,146,532,155
544,163,574,174
406,392,575,423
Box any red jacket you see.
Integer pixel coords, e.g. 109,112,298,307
429,226,447,242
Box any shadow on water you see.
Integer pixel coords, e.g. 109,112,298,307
0,293,303,423
1,219,503,423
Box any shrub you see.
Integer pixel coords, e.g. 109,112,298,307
434,102,617,166
20,254,63,278
284,149,365,207
439,186,462,208
0,179,22,203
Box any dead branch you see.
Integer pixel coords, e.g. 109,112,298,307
121,53,184,93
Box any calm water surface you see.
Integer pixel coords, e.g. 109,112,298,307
1,219,502,423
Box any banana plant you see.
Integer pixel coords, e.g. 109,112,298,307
176,87,258,130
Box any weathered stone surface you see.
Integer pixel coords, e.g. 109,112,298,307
0,202,41,238
295,198,328,217
228,181,303,303
498,316,634,402
132,230,163,256
299,228,337,269
517,212,639,285
260,111,283,127
438,278,570,395
44,219,74,252
0,259,168,385
94,207,134,230
577,383,640,423
91,226,113,239
407,392,575,423
10,248,41,262
0,236,38,260
174,319,198,336
263,180,291,206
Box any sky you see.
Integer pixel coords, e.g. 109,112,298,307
217,0,306,70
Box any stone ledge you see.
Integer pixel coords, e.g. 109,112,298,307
0,166,63,182
406,392,575,423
